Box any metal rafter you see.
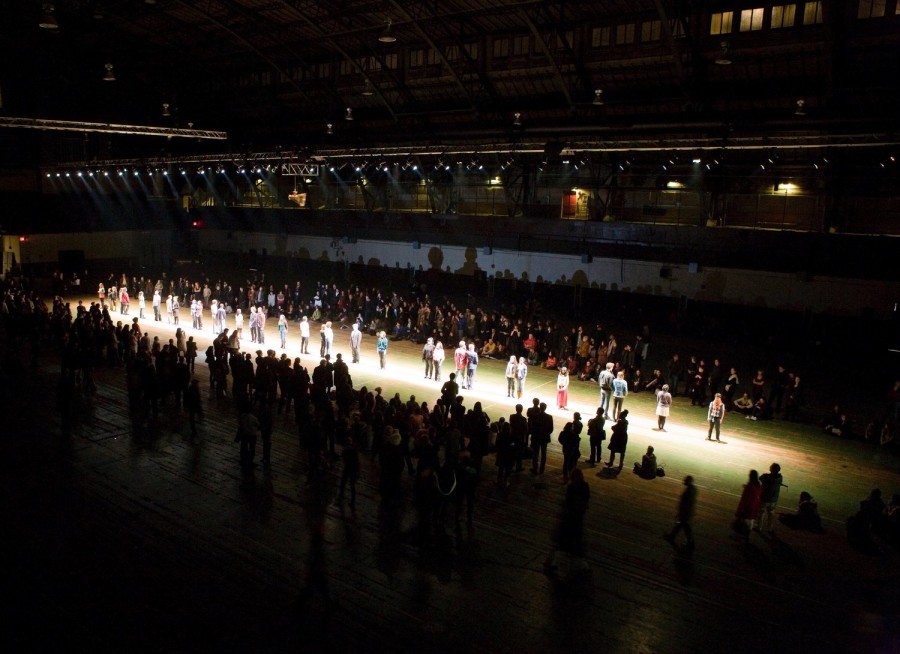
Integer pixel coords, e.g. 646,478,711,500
519,8,572,107
385,0,478,112
651,0,691,101
273,0,405,119
0,117,227,139
169,0,316,105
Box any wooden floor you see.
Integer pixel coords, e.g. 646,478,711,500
3,300,900,654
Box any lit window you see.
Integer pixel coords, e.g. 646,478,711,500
463,42,479,59
710,12,733,35
410,49,424,67
591,26,611,47
669,19,686,38
385,53,398,69
426,48,440,66
368,56,382,72
857,0,886,18
642,20,662,42
770,5,797,28
493,38,509,57
740,8,765,31
446,45,460,61
803,1,823,24
339,60,353,76
615,23,635,45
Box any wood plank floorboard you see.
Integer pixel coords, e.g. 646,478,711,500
2,300,899,653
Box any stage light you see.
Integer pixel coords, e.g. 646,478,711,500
103,63,116,82
39,4,58,29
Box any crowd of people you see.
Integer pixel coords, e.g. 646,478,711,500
3,267,899,565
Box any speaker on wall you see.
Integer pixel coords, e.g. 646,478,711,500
483,246,493,255
412,241,421,250
688,262,699,273
581,253,593,264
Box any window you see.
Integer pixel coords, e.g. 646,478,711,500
740,7,765,31
426,48,440,66
512,35,530,56
339,60,353,76
384,53,398,69
591,26,611,47
857,0,886,18
316,62,331,79
642,20,662,42
803,1,823,24
446,45,460,61
410,49,425,67
770,4,797,28
710,12,733,35
493,38,509,57
669,19,686,38
615,23,635,45
555,30,574,51
463,42,479,59
367,56,382,72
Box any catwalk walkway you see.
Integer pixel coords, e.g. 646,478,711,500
3,300,899,653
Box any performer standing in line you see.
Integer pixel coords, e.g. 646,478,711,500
377,331,388,369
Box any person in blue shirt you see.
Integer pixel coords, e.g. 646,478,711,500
376,331,388,369
611,371,628,420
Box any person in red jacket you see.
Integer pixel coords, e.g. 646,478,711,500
735,469,762,542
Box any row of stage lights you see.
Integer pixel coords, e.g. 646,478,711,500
46,164,280,179
44,153,899,181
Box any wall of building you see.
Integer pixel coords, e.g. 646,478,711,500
17,230,175,271
198,230,898,319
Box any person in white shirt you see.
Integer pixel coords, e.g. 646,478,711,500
349,323,362,363
234,308,243,340
323,321,334,357
299,316,310,354
152,290,162,321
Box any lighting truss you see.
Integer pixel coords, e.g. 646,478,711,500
0,116,227,140
281,163,320,176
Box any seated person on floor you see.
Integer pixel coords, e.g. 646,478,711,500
481,338,498,358
824,413,852,439
748,397,771,420
544,352,558,370
579,360,596,382
779,491,824,532
631,368,643,392
644,369,663,393
632,445,658,479
733,392,754,415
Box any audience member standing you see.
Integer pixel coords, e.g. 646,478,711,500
758,463,783,536
664,476,697,551
735,470,762,542
606,410,629,471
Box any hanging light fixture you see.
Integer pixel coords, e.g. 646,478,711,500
378,18,396,43
103,63,116,82
794,99,806,116
326,123,334,135
593,89,604,106
715,42,732,65
39,4,59,29
345,107,354,121
361,80,374,97
512,112,522,127
161,102,171,117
